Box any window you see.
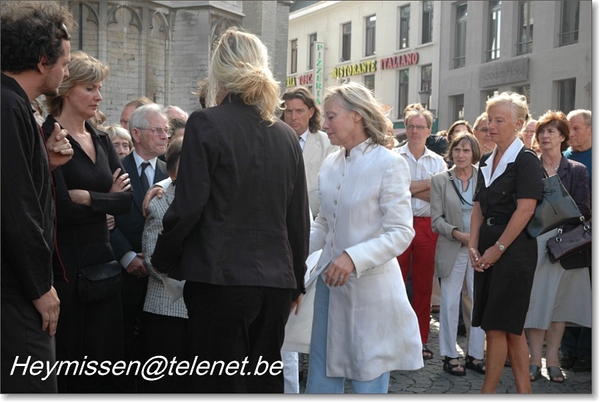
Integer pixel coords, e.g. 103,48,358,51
364,75,375,92
514,85,531,106
365,15,376,57
421,64,432,94
342,23,351,61
454,3,467,69
560,1,579,46
517,1,533,55
558,78,576,113
397,69,409,119
399,5,410,49
308,33,317,69
486,1,501,61
422,1,433,44
290,39,297,74
453,94,465,121
485,89,499,101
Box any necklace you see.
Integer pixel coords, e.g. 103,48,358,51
543,162,560,172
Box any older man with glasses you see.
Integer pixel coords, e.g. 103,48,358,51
110,103,170,391
394,104,447,362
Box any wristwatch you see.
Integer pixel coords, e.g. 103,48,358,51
495,241,506,252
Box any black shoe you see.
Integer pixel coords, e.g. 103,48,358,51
573,358,591,372
560,354,577,369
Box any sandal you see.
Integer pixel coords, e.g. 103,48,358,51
422,345,434,360
465,355,486,374
547,366,565,383
529,364,542,381
443,356,466,376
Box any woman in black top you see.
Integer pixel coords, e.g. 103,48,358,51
43,51,133,392
468,92,543,393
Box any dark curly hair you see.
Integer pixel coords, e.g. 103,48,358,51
1,1,76,73
280,86,322,133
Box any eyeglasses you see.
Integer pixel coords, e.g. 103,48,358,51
140,126,169,136
475,127,489,132
407,124,427,131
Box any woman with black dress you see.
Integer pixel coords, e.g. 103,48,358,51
43,51,133,392
468,92,543,393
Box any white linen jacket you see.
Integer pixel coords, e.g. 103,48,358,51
309,140,423,381
430,165,478,279
303,130,338,218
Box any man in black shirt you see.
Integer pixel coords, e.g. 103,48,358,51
1,2,76,392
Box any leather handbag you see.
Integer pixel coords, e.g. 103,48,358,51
547,217,592,270
78,260,123,303
525,169,581,237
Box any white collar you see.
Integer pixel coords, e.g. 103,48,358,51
132,150,158,170
480,137,524,186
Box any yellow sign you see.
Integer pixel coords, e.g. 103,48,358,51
332,61,377,79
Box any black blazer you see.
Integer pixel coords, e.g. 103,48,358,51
110,152,168,260
151,93,310,298
555,156,590,232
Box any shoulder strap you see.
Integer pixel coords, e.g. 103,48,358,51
447,171,473,206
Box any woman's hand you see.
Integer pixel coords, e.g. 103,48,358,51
324,252,354,287
142,186,165,218
471,245,502,272
68,189,91,206
110,168,131,193
290,293,303,315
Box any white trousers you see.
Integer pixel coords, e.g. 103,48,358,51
282,350,299,393
438,246,485,359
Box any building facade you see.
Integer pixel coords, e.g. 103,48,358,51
287,1,592,135
438,0,592,127
288,1,442,135
58,1,292,124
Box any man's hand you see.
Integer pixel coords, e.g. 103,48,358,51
126,254,148,278
142,186,165,218
46,122,73,170
32,287,60,336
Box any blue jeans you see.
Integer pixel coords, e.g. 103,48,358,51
305,276,390,394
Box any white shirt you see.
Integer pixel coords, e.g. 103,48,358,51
132,150,158,187
298,129,309,151
395,143,447,217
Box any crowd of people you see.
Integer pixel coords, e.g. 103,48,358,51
1,1,592,395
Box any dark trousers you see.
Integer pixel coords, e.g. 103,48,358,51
1,295,58,393
184,282,292,393
54,278,125,393
561,326,592,360
120,272,148,392
138,312,191,393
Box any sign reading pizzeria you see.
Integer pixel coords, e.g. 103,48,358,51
379,52,419,70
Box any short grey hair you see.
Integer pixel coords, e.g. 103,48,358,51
129,103,166,131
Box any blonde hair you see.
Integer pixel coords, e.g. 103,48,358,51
206,27,281,123
323,81,389,147
485,91,530,130
45,51,109,116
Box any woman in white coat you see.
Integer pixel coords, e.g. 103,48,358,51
431,133,486,376
305,82,423,394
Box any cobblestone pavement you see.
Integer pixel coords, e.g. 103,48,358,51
298,311,592,394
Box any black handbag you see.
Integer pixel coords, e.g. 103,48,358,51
78,260,123,303
526,169,581,237
546,217,592,270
